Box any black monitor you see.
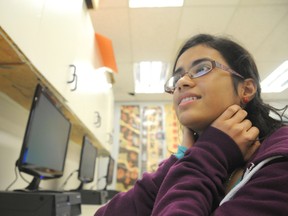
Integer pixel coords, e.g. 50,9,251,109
77,136,98,190
17,84,71,191
105,156,115,189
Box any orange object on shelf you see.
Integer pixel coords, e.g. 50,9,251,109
95,33,118,73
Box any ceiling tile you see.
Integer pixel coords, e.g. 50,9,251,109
254,12,288,63
184,0,240,6
254,14,288,96
239,0,288,6
225,5,288,52
129,8,182,61
98,0,128,8
177,6,236,40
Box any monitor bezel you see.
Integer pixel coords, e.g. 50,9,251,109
106,155,115,186
78,135,98,183
17,84,71,180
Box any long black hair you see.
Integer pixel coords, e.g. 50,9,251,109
173,34,286,140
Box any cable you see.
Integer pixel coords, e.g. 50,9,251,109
58,169,79,190
19,171,30,184
89,175,106,190
97,175,107,182
5,165,18,191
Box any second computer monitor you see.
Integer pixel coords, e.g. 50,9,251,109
78,136,98,188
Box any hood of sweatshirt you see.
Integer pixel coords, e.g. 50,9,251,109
252,126,288,164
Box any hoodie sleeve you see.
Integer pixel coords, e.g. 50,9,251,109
94,155,178,216
151,126,244,216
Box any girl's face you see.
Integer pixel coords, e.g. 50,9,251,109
173,45,241,134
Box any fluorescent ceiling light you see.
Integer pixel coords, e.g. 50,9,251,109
261,60,288,93
129,0,184,8
134,61,169,94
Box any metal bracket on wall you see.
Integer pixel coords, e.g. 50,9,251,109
107,132,113,145
67,64,77,91
94,111,101,128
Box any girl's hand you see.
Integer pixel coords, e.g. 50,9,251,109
211,105,260,161
181,127,196,149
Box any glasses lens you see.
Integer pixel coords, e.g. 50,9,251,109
165,76,177,93
189,60,213,78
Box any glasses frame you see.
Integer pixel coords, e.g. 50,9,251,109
164,59,244,94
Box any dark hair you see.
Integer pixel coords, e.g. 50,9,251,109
173,34,285,140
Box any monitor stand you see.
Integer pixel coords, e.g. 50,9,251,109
14,177,43,192
26,177,41,191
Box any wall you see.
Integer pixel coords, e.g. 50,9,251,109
0,92,29,190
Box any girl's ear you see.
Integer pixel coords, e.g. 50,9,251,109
239,78,257,104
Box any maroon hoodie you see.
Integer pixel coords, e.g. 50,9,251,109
95,126,288,216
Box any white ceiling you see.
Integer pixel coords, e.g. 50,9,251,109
90,0,288,103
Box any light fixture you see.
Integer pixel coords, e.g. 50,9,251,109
95,33,118,74
261,60,288,93
129,0,184,8
134,61,169,94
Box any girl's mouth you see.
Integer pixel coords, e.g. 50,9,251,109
179,96,201,105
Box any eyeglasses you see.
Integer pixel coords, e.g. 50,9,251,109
164,58,244,94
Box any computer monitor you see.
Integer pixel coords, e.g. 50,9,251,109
77,136,98,190
17,84,71,190
105,156,115,189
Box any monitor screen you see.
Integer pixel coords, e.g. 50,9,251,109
78,136,98,184
106,156,115,186
17,84,71,190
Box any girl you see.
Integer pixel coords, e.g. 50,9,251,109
95,34,288,216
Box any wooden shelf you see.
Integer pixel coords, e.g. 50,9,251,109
0,26,109,156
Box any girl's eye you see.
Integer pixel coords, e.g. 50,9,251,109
194,63,211,74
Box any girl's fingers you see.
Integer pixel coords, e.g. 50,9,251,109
212,105,247,133
229,109,248,124
240,119,252,132
215,105,242,121
246,126,260,143
244,140,260,161
181,127,196,148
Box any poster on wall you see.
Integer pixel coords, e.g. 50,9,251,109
116,105,140,191
164,104,181,155
141,106,165,174
116,104,181,191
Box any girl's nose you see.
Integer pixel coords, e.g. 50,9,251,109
175,74,196,92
